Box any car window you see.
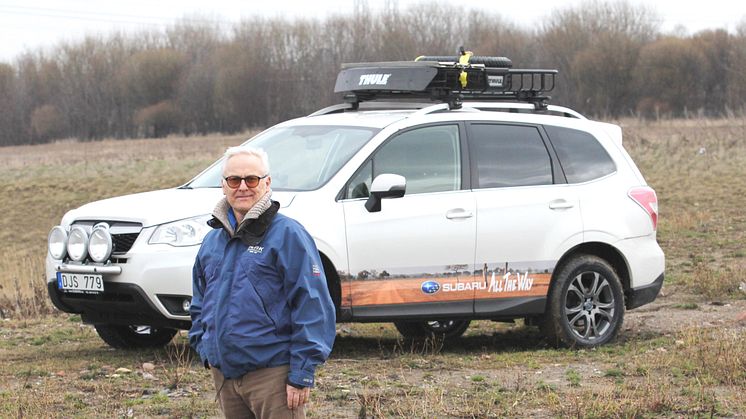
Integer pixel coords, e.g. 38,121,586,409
187,125,378,191
347,160,372,199
346,125,461,198
469,124,553,188
544,126,616,183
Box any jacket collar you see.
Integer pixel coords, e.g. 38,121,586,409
207,194,279,246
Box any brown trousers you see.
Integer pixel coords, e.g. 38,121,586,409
211,365,305,419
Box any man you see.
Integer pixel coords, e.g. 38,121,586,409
189,146,336,418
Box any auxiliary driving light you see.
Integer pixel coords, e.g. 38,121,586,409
47,226,68,260
66,225,89,262
182,299,192,312
88,223,113,263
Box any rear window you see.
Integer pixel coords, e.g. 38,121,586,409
468,124,553,188
545,126,616,183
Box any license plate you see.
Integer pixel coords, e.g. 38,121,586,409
57,272,104,294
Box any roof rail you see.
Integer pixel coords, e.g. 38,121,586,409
462,102,586,119
309,101,450,117
308,103,352,117
409,103,450,118
334,51,558,111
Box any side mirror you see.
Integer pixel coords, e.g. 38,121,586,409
365,174,406,212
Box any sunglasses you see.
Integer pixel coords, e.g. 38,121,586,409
223,174,268,189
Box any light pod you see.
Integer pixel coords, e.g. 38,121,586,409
66,225,89,262
47,226,68,260
88,223,113,263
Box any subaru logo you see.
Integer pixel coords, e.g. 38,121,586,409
421,280,440,295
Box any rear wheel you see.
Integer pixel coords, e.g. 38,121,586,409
542,255,624,348
94,324,177,349
394,319,470,340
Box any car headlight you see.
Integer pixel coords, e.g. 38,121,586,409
149,214,212,247
48,226,68,260
67,225,89,262
88,223,113,263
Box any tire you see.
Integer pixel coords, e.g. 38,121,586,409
94,324,177,349
541,255,625,348
394,319,470,340
416,56,513,68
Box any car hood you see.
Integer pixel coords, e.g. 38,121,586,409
60,188,297,227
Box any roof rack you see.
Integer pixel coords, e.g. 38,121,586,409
334,50,558,110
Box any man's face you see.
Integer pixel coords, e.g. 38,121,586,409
222,153,271,217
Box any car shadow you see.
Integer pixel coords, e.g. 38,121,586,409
329,325,550,358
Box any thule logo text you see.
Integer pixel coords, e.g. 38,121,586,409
488,75,504,88
358,74,391,86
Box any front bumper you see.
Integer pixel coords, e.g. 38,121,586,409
46,228,199,328
47,281,191,329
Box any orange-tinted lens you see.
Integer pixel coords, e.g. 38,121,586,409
243,176,260,187
224,176,261,188
225,176,241,188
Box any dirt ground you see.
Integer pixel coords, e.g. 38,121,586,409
1,283,744,418
311,284,746,418
623,284,746,336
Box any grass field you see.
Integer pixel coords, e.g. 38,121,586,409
0,119,745,417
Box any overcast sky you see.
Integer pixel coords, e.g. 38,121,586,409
1,0,745,62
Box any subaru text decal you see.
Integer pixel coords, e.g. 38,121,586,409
421,280,441,295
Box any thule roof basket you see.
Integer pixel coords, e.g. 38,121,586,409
334,51,557,110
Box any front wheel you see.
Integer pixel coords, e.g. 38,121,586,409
542,255,625,348
394,319,470,340
94,324,178,349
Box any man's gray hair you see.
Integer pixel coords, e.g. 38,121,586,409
222,146,270,175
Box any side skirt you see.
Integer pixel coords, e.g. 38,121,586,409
347,296,546,322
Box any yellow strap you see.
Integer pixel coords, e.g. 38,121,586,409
459,50,473,88
459,51,472,65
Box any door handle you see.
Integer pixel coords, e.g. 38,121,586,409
549,199,574,210
445,208,473,219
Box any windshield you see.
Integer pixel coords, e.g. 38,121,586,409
186,125,379,190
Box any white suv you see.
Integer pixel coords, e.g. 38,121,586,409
46,55,664,349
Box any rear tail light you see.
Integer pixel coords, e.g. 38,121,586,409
628,186,658,230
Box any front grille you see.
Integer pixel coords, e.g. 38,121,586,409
70,220,142,257
112,233,139,254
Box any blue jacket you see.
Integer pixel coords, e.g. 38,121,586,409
188,200,336,387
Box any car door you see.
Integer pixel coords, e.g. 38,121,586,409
467,123,584,316
341,123,478,319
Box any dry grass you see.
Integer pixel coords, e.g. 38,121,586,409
3,118,745,311
0,132,251,315
0,118,745,417
621,117,746,292
1,309,744,417
0,316,216,418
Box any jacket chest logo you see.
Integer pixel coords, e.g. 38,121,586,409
247,246,264,254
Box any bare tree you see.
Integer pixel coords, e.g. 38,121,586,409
636,36,707,118
727,27,746,113
1,0,744,147
694,30,732,116
539,0,658,113
0,63,24,146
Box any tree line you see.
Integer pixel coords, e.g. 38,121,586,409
1,1,746,146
